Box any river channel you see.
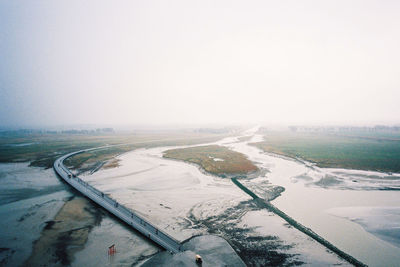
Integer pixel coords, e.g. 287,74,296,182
79,129,399,266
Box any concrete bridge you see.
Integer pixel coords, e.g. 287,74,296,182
53,148,182,253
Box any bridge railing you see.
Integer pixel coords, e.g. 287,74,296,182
55,156,181,251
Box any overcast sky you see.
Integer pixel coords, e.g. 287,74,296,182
1,0,399,127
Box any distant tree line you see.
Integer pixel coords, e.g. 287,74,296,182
288,125,400,133
0,128,115,136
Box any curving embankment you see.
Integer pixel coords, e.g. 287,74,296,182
231,178,367,267
53,147,182,253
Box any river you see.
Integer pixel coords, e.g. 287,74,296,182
225,128,400,267
84,131,399,266
3,128,398,266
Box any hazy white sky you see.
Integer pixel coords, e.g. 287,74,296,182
1,0,399,127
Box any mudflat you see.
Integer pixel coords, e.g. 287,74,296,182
25,196,102,266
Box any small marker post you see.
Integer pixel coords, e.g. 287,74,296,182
108,244,116,255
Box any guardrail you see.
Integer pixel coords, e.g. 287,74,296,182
54,149,182,253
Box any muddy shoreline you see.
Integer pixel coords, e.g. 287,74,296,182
25,196,103,266
56,141,353,266
232,178,367,266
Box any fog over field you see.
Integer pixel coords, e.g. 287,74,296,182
1,1,400,267
1,0,400,128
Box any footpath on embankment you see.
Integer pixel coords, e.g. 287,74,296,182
231,177,367,267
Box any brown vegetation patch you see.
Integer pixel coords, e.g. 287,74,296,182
0,132,231,169
103,158,121,169
163,145,258,176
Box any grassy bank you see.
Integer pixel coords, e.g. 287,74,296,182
0,132,228,170
163,145,258,176
250,132,400,173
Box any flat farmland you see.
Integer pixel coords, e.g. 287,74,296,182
251,131,400,173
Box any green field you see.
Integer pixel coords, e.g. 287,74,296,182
250,132,400,173
0,132,229,170
164,145,258,176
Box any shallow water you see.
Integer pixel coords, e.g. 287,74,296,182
81,146,250,241
225,132,400,266
0,162,159,267
0,163,66,205
8,128,395,266
327,206,400,248
82,139,349,265
0,163,70,266
237,209,350,266
72,216,159,267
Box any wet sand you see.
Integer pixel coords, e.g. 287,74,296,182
226,132,400,266
25,196,102,266
0,163,70,266
71,215,159,267
83,142,350,266
141,235,246,267
5,129,398,266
